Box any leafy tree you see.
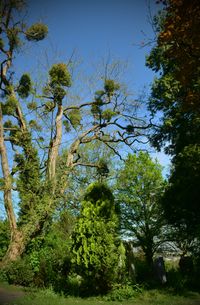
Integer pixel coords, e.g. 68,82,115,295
162,145,200,247
0,1,149,264
71,182,123,294
146,0,200,249
157,0,200,113
1,210,74,288
146,0,200,155
116,152,165,267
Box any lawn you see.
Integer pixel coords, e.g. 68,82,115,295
6,287,200,305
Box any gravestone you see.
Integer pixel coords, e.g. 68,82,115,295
154,256,167,284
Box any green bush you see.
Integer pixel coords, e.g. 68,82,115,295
0,267,8,282
104,283,143,301
65,273,83,296
3,258,35,286
167,268,188,293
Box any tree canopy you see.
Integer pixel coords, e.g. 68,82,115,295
146,0,200,250
116,152,165,267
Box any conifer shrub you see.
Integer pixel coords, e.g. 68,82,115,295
71,182,123,295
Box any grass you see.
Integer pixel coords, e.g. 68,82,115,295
9,288,200,305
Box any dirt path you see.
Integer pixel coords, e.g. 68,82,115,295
0,286,25,305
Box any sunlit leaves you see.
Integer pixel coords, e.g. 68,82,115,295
68,109,81,128
116,152,165,264
2,96,18,115
25,23,48,41
104,79,120,96
102,109,117,121
71,183,120,292
44,101,55,112
49,63,71,88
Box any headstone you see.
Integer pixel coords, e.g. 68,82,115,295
154,256,167,284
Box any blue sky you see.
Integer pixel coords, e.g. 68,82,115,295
14,0,171,174
0,0,171,217
23,0,159,90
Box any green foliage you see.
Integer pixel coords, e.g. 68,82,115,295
2,212,73,289
116,152,165,266
147,3,200,249
9,128,24,146
65,273,83,296
104,283,142,301
49,63,71,88
71,182,121,294
102,109,117,121
68,109,81,128
52,86,66,103
91,101,102,118
29,120,41,131
5,84,14,96
2,258,35,286
27,101,37,110
134,255,156,285
5,287,200,305
97,159,109,178
14,144,42,224
44,101,55,112
3,120,13,128
7,27,21,49
166,267,188,293
17,74,32,98
25,23,48,41
83,182,116,218
95,90,105,98
63,120,71,132
104,79,120,96
0,220,10,259
2,96,18,115
147,3,200,252
162,144,200,238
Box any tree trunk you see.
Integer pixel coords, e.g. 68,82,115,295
145,250,154,268
2,229,24,265
47,104,63,181
0,105,17,238
0,105,25,266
